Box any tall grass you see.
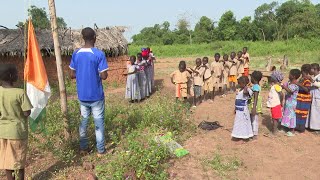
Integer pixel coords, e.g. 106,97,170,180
129,39,320,65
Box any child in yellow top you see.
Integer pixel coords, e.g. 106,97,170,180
211,53,224,100
0,64,33,180
226,52,238,92
202,57,212,102
170,61,191,102
190,58,206,107
222,54,230,96
242,47,250,77
237,51,244,78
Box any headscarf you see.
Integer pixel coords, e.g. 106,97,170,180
271,70,284,83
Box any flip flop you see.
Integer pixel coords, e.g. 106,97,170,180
286,132,295,137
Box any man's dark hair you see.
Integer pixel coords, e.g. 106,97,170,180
290,69,301,79
0,64,18,82
214,53,220,57
251,71,263,83
203,57,209,61
81,27,96,41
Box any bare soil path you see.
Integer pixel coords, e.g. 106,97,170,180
155,58,320,180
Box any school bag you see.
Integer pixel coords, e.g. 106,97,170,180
198,121,223,131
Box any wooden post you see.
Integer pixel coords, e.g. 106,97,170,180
48,0,70,140
283,55,288,69
266,57,272,71
23,20,28,91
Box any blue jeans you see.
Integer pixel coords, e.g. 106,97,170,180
79,100,105,153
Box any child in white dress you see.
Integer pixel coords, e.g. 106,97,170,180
232,76,254,142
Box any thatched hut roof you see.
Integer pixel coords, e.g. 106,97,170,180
0,26,128,57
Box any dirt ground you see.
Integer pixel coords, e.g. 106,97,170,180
1,57,319,180
157,58,320,180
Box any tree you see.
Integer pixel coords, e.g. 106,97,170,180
162,21,170,31
236,16,259,41
175,16,192,44
218,11,237,40
28,5,50,29
57,17,67,29
254,2,279,41
292,4,320,38
193,16,215,43
17,5,67,29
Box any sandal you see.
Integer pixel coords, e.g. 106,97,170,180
286,132,295,137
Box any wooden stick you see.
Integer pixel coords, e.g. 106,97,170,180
48,0,70,140
23,20,28,92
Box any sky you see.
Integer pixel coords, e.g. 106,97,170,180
1,0,320,41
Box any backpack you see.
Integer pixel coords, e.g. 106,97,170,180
198,121,223,131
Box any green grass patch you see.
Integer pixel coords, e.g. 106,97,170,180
204,153,243,177
29,91,195,179
129,39,320,65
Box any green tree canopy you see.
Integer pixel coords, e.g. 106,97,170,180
193,16,215,43
218,11,237,40
17,5,67,29
131,0,320,45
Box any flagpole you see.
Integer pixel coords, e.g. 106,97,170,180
23,19,28,92
48,0,70,140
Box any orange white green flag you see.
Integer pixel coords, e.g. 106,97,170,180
24,19,51,132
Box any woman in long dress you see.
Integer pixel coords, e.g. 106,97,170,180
136,53,149,99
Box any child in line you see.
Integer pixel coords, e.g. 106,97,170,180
306,63,320,132
125,56,141,103
170,61,191,102
0,64,33,180
136,53,149,99
249,71,263,139
222,54,230,97
242,47,250,77
190,58,206,107
281,69,301,137
227,52,238,92
202,57,213,102
295,64,312,133
237,51,244,78
267,70,284,134
231,76,254,142
210,53,224,100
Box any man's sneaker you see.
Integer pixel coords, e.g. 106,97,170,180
97,150,107,157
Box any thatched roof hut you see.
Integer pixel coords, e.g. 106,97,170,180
0,26,128,57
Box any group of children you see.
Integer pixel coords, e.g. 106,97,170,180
170,47,250,107
231,63,320,143
125,48,155,102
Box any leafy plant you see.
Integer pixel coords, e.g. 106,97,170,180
205,153,243,177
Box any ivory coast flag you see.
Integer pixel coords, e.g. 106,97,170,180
24,19,51,132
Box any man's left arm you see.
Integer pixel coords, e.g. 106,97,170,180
69,51,77,79
99,53,109,80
